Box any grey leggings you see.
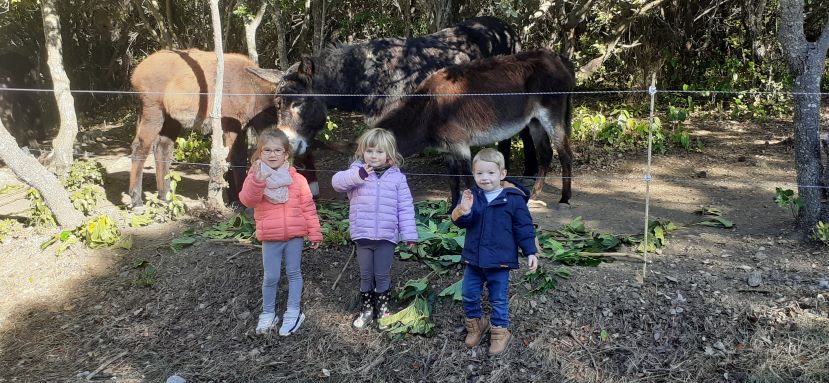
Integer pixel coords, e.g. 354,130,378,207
355,239,396,293
261,238,304,314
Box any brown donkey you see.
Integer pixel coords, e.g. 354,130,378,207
371,49,576,206
128,49,326,207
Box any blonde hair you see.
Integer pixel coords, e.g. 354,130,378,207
354,128,404,166
472,148,505,170
251,128,292,163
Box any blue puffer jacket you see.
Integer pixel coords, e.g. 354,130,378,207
331,161,418,243
452,179,538,269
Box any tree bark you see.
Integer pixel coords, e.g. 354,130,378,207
208,0,229,208
41,0,79,178
394,0,412,37
778,0,829,235
272,0,289,69
424,0,452,33
0,117,84,228
244,0,268,65
311,0,326,54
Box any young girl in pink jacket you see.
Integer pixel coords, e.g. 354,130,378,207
239,128,322,336
331,128,418,329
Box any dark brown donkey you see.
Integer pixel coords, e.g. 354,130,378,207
128,49,326,207
278,16,540,176
371,49,576,205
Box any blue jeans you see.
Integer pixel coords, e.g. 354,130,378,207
462,264,510,327
261,238,304,314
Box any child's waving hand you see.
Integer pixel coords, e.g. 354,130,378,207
459,189,474,214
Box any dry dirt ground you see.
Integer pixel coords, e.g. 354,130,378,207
0,108,828,383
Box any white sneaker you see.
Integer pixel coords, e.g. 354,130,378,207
279,310,305,336
255,312,278,334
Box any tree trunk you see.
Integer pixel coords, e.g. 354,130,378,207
394,0,412,37
0,117,84,228
208,0,228,208
311,0,325,54
778,0,829,235
244,0,268,65
425,0,452,33
145,0,176,48
41,0,79,178
273,0,289,69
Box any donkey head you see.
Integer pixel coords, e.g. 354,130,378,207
248,57,327,155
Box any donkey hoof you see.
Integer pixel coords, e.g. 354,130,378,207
557,202,571,210
130,204,147,214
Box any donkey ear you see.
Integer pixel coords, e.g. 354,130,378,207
247,67,284,84
298,55,315,78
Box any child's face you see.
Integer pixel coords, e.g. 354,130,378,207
363,146,390,168
473,160,506,192
260,139,288,169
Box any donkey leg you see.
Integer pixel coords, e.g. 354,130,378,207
222,118,245,204
538,107,573,206
520,127,538,178
128,107,164,208
527,120,553,199
550,124,573,205
154,116,183,202
446,145,472,207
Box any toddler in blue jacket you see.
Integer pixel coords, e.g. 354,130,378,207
451,148,539,356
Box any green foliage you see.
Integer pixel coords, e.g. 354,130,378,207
812,221,829,245
69,185,105,215
377,295,434,339
572,107,665,152
25,188,56,227
438,278,463,301
536,217,617,266
622,220,678,253
131,259,157,288
693,205,734,228
320,116,338,141
65,161,107,216
40,215,122,255
168,213,256,252
0,184,24,195
317,201,351,246
774,187,802,219
397,277,429,302
523,267,572,294
130,172,186,226
200,213,256,240
174,132,211,163
170,230,198,253
64,160,106,190
0,219,22,243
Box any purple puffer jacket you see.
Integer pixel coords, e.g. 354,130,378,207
331,161,418,243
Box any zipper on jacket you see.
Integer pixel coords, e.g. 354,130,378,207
374,174,381,240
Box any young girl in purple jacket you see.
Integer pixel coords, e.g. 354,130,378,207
331,128,418,329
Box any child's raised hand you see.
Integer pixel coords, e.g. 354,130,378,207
363,163,374,175
459,189,474,214
527,254,538,273
253,160,268,183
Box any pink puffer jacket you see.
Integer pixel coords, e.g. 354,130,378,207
239,166,323,243
331,161,417,243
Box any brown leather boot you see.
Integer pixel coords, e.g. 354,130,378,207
464,317,490,348
489,326,512,355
